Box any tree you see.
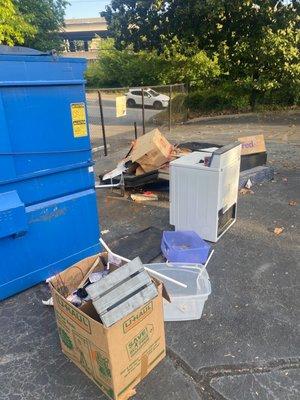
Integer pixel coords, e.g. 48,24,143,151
102,1,300,105
163,39,221,86
0,0,36,46
102,0,169,52
102,1,300,56
232,22,300,106
13,0,68,51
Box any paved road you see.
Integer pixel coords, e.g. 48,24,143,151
86,93,162,141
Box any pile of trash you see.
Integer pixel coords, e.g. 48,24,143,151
101,128,190,184
46,233,213,326
43,131,273,400
47,240,167,400
100,131,272,194
44,232,215,400
45,234,213,400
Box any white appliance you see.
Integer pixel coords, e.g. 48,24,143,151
170,143,241,242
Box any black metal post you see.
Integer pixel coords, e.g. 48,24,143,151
168,85,172,132
186,83,190,121
134,121,138,139
98,90,108,156
141,88,145,135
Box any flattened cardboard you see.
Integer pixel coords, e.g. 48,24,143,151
50,254,166,400
238,134,266,155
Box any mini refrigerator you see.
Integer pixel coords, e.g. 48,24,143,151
170,143,241,242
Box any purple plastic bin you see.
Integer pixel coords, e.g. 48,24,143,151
161,231,211,264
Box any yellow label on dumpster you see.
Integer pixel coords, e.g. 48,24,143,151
71,103,88,137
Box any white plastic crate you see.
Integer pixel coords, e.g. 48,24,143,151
144,263,211,321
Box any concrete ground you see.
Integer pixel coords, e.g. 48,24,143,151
0,111,299,400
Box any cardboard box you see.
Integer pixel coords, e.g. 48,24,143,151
135,165,146,176
129,129,173,172
238,134,266,155
50,254,166,400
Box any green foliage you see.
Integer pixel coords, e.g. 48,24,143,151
163,39,221,85
221,20,300,107
102,0,300,110
251,85,300,107
86,38,220,87
186,84,250,113
186,80,299,114
85,63,104,88
0,0,36,45
86,38,171,87
13,0,67,51
102,0,168,52
102,1,299,54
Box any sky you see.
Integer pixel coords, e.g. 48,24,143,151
65,0,293,19
65,0,110,19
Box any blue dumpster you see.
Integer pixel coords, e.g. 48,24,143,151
0,46,100,300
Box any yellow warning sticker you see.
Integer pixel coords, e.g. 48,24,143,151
71,103,88,137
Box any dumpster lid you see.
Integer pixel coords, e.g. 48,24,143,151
0,45,54,56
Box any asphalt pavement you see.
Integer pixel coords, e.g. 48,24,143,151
86,93,162,144
0,111,299,400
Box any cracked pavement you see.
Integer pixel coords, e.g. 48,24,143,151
0,111,299,400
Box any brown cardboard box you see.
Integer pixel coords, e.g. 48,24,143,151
50,254,166,400
135,165,146,176
238,134,266,155
129,129,173,172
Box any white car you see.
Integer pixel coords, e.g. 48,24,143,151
126,88,170,109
